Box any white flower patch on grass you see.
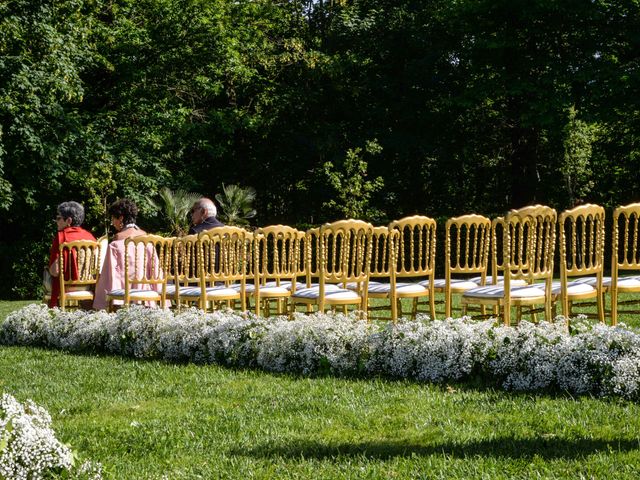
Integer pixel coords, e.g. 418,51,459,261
4,304,640,400
0,393,73,479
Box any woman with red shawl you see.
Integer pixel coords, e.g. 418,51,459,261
48,201,96,307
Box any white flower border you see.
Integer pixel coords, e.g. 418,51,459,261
3,304,640,400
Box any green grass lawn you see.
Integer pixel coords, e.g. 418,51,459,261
2,299,640,479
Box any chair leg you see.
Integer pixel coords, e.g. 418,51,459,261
611,287,618,326
597,291,605,324
502,304,510,326
390,294,397,323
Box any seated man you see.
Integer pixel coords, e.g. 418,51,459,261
48,201,96,307
188,197,225,234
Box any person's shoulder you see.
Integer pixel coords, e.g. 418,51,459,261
113,229,146,241
80,227,97,241
204,217,225,228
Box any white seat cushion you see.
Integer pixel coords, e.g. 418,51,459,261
232,283,255,293
463,285,546,299
204,286,240,299
368,282,428,295
108,289,161,299
347,281,381,291
175,286,202,297
292,286,360,301
260,281,307,291
615,276,640,289
471,275,504,284
550,281,596,295
570,276,611,287
64,290,94,299
470,275,528,287
256,286,290,295
429,279,479,290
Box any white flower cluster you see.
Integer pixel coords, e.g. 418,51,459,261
257,312,374,375
366,316,494,382
0,393,73,480
0,392,102,480
4,304,640,399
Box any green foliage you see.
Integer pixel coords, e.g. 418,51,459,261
322,139,385,221
561,107,600,208
147,187,201,236
215,184,257,227
2,0,640,298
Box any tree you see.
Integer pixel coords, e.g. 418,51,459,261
147,188,201,236
215,184,257,227
322,139,385,221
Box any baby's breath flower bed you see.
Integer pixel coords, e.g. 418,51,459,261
3,304,640,400
0,393,101,480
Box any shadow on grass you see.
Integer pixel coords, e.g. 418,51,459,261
231,437,640,460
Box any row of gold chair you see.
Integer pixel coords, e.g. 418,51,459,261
52,202,640,325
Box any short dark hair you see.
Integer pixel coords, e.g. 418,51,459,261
108,198,138,225
57,201,85,226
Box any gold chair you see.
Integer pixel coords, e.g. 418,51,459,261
436,214,492,318
290,219,374,314
106,235,172,312
462,205,557,325
610,203,640,325
556,204,605,322
196,226,249,312
57,240,102,311
252,225,304,316
389,215,437,319
168,234,201,310
346,226,402,322
468,217,526,288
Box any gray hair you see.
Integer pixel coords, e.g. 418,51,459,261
57,201,85,226
197,198,217,218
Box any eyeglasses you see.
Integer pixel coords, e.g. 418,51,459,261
189,207,202,215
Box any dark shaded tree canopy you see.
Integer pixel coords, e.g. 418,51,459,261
1,0,639,298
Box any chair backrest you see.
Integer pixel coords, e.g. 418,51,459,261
123,235,172,294
198,226,248,286
559,203,605,278
612,203,640,275
58,240,102,302
369,226,399,281
445,214,491,280
503,205,557,284
96,235,109,273
172,234,199,287
318,219,374,285
389,215,437,280
253,225,304,286
303,227,321,287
